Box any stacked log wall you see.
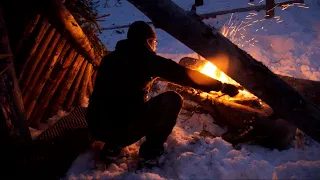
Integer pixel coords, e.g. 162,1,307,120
2,1,104,128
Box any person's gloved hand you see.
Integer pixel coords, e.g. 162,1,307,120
221,83,239,97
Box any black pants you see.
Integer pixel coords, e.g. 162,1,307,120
99,91,183,150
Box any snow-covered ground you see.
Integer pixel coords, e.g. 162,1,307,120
64,0,320,179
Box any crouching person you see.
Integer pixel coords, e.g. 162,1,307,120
86,21,239,166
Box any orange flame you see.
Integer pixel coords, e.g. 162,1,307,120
199,61,255,98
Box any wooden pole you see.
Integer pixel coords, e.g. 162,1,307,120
21,27,56,95
23,31,61,103
127,0,320,143
18,18,50,81
78,62,92,105
15,14,41,54
28,43,71,126
26,38,67,125
45,54,85,117
65,60,88,110
36,49,77,123
0,8,31,142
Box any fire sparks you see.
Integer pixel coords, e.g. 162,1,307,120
197,2,308,98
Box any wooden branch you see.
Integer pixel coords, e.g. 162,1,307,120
127,0,320,143
26,38,67,126
18,18,50,81
23,31,61,103
198,0,304,19
21,27,56,96
65,60,88,110
0,8,31,142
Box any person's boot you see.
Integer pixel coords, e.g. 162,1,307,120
138,141,165,168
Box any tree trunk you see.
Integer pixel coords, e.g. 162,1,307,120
40,0,96,63
21,27,56,96
65,60,88,110
23,31,61,103
18,18,50,81
78,62,92,105
26,38,67,126
278,75,320,106
45,54,85,117
127,0,320,143
0,8,31,142
28,44,72,127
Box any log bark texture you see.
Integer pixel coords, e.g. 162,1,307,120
127,0,320,143
0,8,31,142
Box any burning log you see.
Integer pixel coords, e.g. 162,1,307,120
180,57,320,106
163,81,295,150
127,0,320,143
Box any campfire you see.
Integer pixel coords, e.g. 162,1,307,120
199,60,256,99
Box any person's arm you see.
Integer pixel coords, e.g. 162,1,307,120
150,55,223,92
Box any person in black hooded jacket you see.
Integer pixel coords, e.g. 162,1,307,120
86,21,239,164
